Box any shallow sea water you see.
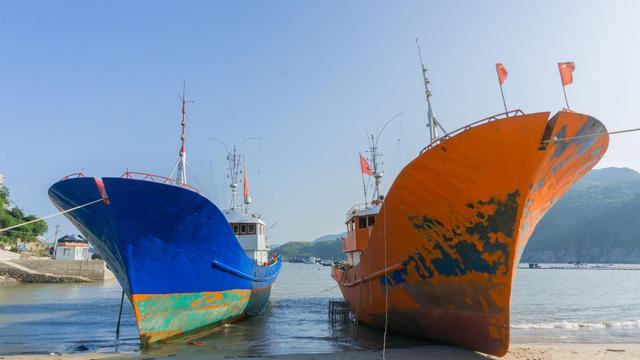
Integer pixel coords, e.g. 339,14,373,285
0,263,639,356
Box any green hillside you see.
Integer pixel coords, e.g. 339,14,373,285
273,239,345,261
522,167,640,263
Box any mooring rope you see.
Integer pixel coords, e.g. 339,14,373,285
544,127,640,143
382,207,389,359
0,198,103,234
320,284,338,292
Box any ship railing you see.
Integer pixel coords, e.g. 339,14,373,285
120,171,200,193
61,171,87,180
346,203,369,214
420,109,525,155
345,202,382,221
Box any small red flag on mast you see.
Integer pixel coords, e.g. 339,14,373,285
360,153,373,176
558,62,575,86
558,62,576,109
496,63,508,85
495,63,509,114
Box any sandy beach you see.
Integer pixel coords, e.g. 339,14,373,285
2,344,640,360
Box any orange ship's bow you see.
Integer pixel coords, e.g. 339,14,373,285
333,111,608,356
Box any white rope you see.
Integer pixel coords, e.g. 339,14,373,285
0,198,103,234
544,127,640,143
382,207,389,359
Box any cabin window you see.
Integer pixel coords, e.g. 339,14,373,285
248,224,256,234
358,217,367,229
368,216,376,226
240,224,247,234
233,224,239,235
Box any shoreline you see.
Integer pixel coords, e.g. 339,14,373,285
2,343,640,360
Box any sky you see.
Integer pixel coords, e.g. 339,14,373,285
1,1,639,245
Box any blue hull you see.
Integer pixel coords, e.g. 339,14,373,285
48,177,281,345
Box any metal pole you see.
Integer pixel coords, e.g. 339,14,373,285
498,81,508,115
360,165,368,206
558,66,570,110
561,85,570,110
116,290,125,339
52,225,60,259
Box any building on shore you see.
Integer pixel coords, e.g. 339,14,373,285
54,235,89,260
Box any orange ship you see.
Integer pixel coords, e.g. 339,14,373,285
331,61,608,356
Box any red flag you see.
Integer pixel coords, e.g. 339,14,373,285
558,62,575,86
359,154,373,176
496,63,508,85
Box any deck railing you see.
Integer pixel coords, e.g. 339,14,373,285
61,171,87,180
120,171,199,193
420,109,525,155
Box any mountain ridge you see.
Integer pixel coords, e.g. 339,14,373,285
274,167,640,264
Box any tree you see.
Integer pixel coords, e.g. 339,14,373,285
0,185,48,245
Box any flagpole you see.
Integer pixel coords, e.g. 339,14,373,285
561,85,570,110
558,66,570,110
495,65,508,116
499,83,508,115
359,154,368,206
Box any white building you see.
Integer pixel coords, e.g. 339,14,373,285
54,235,90,261
224,209,270,265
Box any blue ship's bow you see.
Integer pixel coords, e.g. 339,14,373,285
48,177,281,346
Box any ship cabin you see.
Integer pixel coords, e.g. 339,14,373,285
224,209,270,265
343,204,381,266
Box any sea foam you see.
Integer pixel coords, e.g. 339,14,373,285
511,320,640,330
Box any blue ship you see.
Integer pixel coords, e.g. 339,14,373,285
48,91,281,346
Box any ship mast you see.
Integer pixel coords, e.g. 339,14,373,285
227,146,242,211
416,39,446,143
367,134,384,204
176,81,191,185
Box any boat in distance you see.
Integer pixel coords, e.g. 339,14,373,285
48,90,281,347
331,56,608,356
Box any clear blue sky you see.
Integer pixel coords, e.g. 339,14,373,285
1,1,638,244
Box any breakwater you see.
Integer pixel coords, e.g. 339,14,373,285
0,259,114,283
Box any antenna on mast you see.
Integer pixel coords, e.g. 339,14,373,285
227,146,242,211
367,133,383,204
176,80,193,185
364,111,403,205
416,39,446,143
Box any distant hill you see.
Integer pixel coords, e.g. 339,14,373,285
273,239,345,261
312,232,346,243
522,167,640,263
274,167,640,264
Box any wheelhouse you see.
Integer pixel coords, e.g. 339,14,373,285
343,204,380,266
224,209,270,265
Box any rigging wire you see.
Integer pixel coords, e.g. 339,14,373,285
185,163,215,201
387,114,404,182
209,162,217,202
544,127,640,143
0,199,103,234
1,229,42,236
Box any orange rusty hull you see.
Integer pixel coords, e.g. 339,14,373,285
332,111,608,356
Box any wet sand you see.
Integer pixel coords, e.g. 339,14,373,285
2,344,640,360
